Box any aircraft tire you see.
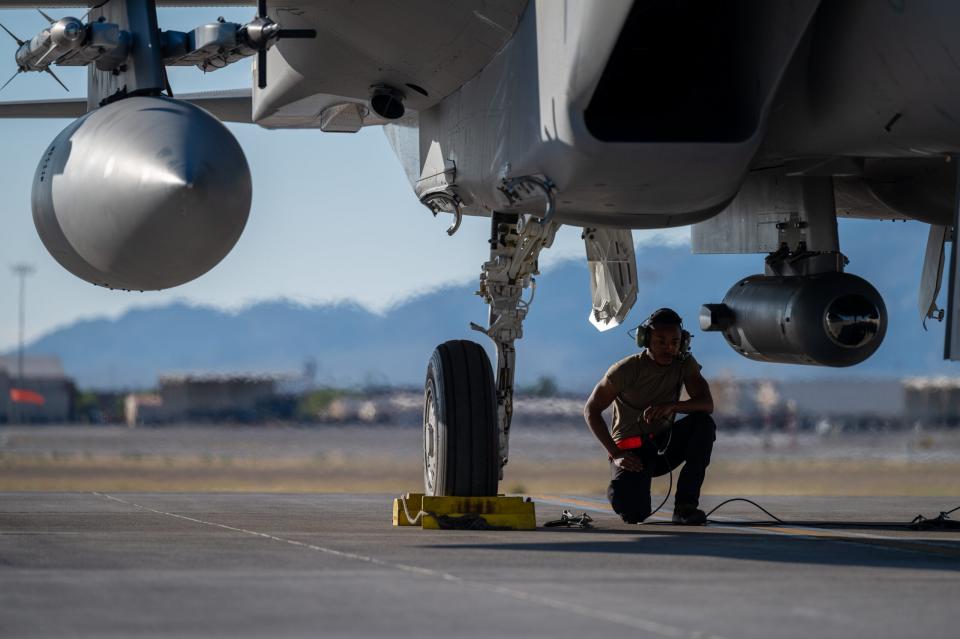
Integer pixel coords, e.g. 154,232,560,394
423,340,499,496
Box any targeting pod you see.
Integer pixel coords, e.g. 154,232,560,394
700,272,887,367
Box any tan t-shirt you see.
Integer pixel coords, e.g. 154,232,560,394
604,351,702,441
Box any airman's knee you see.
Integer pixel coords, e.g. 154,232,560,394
608,480,651,523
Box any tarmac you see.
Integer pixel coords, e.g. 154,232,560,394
2,492,960,638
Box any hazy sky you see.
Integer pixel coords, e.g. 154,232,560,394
0,6,692,351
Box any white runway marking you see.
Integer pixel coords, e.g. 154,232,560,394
93,491,724,639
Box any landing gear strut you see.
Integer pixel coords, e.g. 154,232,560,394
423,200,559,496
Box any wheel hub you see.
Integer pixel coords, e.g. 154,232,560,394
423,381,438,494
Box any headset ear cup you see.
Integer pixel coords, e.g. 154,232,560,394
637,311,689,352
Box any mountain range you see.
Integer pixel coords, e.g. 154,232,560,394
14,219,956,390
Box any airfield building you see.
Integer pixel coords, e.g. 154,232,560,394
124,393,164,427
125,374,281,424
0,355,75,423
903,377,960,424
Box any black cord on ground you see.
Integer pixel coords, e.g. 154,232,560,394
705,500,960,530
704,498,787,523
650,464,959,530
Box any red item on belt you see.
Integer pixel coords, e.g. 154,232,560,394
616,436,644,450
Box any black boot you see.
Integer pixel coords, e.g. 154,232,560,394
672,504,707,526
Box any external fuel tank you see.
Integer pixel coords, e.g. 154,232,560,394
32,96,252,291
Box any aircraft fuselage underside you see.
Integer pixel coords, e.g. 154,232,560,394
250,1,960,229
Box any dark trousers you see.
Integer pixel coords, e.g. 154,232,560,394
607,412,716,522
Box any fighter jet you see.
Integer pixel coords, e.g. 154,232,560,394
0,0,957,497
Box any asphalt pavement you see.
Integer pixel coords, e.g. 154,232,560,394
2,492,959,638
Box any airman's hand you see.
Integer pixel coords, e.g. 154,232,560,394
610,450,644,472
643,402,676,424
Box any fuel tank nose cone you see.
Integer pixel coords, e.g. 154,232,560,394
32,96,252,291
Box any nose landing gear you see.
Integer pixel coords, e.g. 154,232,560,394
422,208,560,496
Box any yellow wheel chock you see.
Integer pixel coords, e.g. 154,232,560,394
393,493,536,530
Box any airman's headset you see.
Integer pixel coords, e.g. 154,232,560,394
629,307,692,359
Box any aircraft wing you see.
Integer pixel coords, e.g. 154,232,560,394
179,89,250,122
0,1,526,122
0,96,85,117
0,89,252,121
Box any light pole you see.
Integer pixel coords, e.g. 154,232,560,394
10,263,35,423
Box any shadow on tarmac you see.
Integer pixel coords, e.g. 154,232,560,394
683,520,948,531
425,528,960,571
